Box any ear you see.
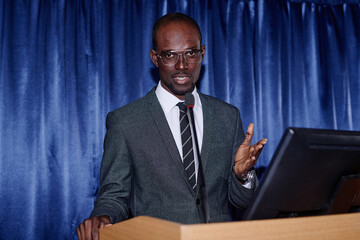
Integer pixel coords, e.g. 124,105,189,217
150,49,159,68
201,45,206,59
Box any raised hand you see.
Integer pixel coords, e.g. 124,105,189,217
234,123,267,179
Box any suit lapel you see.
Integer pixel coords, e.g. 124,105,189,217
199,93,213,172
145,88,197,196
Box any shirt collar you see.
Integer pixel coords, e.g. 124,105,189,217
155,81,201,114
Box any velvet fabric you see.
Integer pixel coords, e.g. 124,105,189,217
0,0,359,239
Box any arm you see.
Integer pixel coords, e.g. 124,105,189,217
91,111,132,222
77,111,132,239
228,110,267,208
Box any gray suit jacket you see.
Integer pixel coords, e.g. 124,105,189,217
90,87,258,224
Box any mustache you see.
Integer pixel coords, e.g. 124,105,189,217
171,72,192,78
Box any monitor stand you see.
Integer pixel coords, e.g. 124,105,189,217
328,174,360,214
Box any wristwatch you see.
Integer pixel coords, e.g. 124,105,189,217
237,168,255,183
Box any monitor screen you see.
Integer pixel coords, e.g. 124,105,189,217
242,128,360,220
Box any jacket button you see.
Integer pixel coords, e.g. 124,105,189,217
196,198,201,205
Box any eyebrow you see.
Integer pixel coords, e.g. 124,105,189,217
160,47,199,54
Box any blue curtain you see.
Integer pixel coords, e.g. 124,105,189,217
0,0,359,239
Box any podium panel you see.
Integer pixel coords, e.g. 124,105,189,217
99,213,360,240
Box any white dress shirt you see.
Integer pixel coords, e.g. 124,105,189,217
155,81,203,181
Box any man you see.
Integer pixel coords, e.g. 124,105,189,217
77,12,267,240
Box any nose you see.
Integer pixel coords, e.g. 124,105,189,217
175,53,188,70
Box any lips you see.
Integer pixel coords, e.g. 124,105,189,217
172,73,192,84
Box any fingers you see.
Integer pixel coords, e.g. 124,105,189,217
243,139,267,161
76,223,84,240
99,221,106,229
77,216,111,240
253,145,263,160
234,153,256,177
252,138,267,159
234,123,267,178
76,219,92,240
234,142,267,176
255,138,268,150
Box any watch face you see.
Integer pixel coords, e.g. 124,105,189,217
247,170,255,181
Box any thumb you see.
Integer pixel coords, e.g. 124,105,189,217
241,123,254,146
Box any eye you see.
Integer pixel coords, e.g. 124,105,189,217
164,52,176,59
186,50,196,57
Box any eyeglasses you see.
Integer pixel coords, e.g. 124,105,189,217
156,48,203,66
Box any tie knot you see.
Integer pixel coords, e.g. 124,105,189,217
177,102,187,112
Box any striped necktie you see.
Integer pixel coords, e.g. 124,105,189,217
177,102,197,190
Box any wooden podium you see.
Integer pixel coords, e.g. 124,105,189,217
99,212,360,240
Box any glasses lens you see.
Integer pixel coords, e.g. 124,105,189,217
185,50,202,64
162,52,178,65
160,49,202,66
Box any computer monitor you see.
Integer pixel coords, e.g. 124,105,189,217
242,128,360,220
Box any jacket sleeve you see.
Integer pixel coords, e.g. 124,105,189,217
227,108,259,209
90,111,132,223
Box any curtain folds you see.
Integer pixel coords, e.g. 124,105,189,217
0,0,359,239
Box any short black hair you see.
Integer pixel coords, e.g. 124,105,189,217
152,12,202,50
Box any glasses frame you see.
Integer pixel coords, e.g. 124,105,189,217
156,48,203,66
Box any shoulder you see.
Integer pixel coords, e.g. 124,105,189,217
106,87,158,125
199,92,239,114
113,88,156,115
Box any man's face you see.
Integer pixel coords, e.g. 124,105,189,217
151,21,205,100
